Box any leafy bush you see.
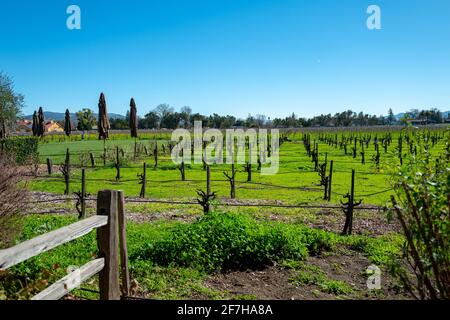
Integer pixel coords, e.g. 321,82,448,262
389,131,450,299
134,212,338,272
0,137,39,164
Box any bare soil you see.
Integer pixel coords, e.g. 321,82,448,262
204,248,411,300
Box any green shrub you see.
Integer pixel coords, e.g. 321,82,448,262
134,212,339,273
292,225,338,254
1,137,39,164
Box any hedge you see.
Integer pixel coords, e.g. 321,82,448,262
0,137,39,164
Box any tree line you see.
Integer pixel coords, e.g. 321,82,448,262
1,71,449,137
108,106,448,130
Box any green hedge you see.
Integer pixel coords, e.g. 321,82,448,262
0,137,39,164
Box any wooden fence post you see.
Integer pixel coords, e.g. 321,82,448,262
103,139,107,166
46,158,53,175
206,165,211,196
117,191,130,297
90,152,96,167
154,143,158,168
80,169,86,219
63,149,70,195
115,146,121,181
342,169,361,235
97,190,121,300
244,162,252,182
327,160,333,201
179,161,186,181
139,162,147,198
349,169,355,234
231,163,236,199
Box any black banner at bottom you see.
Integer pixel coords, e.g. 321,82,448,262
0,300,446,319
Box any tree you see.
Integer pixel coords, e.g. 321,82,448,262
64,109,72,137
190,113,206,125
155,104,173,118
160,112,181,129
109,118,129,129
153,104,174,129
255,114,267,128
285,113,297,128
76,108,96,131
180,106,192,128
37,107,45,137
388,108,395,125
32,111,38,136
139,111,159,129
0,72,24,138
245,114,257,128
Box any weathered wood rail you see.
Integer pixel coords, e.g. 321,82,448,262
0,190,129,300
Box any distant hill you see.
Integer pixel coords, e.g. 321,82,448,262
23,111,125,121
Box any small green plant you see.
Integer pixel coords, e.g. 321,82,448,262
289,263,353,295
346,233,404,265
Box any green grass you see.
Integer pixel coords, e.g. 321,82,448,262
31,131,447,205
33,128,449,206
345,233,405,265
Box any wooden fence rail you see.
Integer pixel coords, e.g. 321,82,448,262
0,189,129,301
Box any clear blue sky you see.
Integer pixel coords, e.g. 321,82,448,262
1,0,449,118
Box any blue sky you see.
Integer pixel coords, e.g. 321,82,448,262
1,0,449,118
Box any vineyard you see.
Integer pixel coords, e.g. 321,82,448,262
1,125,449,300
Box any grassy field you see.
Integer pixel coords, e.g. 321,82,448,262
32,128,448,206
2,126,448,300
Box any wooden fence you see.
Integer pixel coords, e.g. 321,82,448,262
0,190,130,300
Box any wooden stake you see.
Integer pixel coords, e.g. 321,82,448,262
327,160,333,201
140,162,147,198
46,158,53,175
90,152,96,167
206,165,211,196
349,169,355,235
80,169,86,219
103,139,106,166
117,191,130,297
97,190,120,300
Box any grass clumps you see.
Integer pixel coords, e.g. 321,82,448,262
345,233,404,265
135,212,337,273
289,263,354,295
